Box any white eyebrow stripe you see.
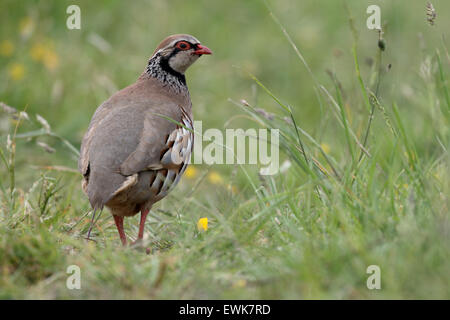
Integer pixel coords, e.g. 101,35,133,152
152,36,201,57
166,37,201,49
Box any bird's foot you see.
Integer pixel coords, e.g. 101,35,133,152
130,238,142,247
130,238,151,254
84,236,97,243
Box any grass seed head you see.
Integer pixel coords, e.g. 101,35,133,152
426,2,436,26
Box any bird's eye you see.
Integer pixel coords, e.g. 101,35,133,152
176,41,191,50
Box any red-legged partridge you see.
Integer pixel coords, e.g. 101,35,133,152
78,34,212,245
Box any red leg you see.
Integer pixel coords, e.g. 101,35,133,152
113,215,127,246
137,208,150,241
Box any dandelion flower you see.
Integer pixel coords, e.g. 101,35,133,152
184,166,197,179
232,279,247,288
42,49,59,71
208,171,223,184
197,217,208,232
8,63,25,81
30,43,47,61
30,42,59,71
0,40,14,57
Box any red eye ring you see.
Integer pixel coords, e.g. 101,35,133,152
176,41,191,50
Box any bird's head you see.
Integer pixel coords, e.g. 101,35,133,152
153,34,212,74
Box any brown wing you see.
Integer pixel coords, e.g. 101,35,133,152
120,107,193,200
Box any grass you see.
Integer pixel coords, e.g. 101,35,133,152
0,0,449,299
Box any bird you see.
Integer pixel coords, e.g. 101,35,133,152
78,34,212,246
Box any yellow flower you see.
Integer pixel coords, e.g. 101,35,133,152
30,43,47,61
42,49,59,71
0,40,14,57
8,63,25,81
232,279,247,288
184,166,197,179
20,17,34,37
208,171,223,185
197,217,208,232
321,143,330,154
30,42,59,71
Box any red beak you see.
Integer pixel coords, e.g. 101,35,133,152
194,44,212,55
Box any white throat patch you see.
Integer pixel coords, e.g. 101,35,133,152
168,52,200,74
